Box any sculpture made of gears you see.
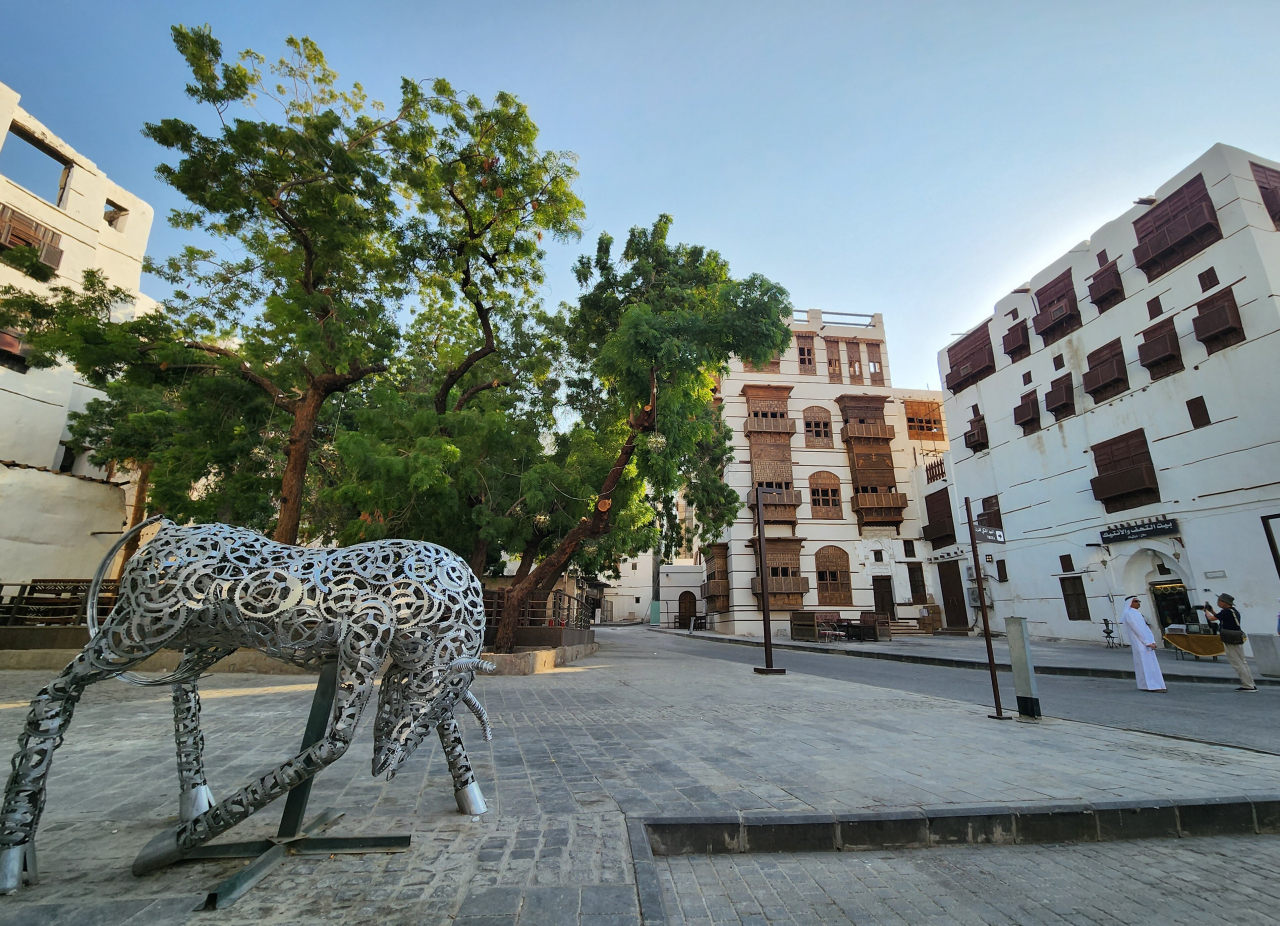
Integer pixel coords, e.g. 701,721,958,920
0,517,496,894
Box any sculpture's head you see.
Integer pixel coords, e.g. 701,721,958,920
372,656,495,778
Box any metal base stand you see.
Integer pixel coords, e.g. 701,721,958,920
137,662,411,910
753,667,786,675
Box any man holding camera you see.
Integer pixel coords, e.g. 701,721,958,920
1205,593,1257,691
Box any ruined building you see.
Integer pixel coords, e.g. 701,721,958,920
0,80,155,580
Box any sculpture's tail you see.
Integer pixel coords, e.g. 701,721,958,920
87,514,164,636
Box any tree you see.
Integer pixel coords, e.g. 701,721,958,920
0,25,582,544
491,215,792,652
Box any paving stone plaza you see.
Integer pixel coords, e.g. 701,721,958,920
1,627,1278,924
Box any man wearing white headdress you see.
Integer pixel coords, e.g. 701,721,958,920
1121,597,1166,692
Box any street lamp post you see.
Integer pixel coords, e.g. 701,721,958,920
754,485,785,675
965,496,1008,719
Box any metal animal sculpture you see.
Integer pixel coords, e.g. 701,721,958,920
0,518,496,894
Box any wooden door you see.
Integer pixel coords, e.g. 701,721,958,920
872,575,896,618
677,591,696,630
937,560,968,628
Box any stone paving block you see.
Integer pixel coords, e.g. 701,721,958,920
740,812,838,854
923,804,1016,846
516,886,581,925
1010,801,1097,844
1090,798,1179,841
1174,797,1257,837
838,808,929,849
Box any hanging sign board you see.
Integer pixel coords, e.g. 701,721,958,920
971,524,1005,544
1100,519,1179,543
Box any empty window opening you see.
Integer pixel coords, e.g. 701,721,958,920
1187,396,1211,429
1052,354,1065,370
1096,249,1109,266
903,539,916,558
996,560,1008,583
1059,554,1075,573
0,126,71,206
1022,371,1032,386
1147,296,1163,319
103,199,128,230
872,550,884,562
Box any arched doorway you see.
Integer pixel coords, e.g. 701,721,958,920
677,591,697,629
1120,546,1194,631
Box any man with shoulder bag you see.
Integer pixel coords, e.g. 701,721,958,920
1206,593,1257,691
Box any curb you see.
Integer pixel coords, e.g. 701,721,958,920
626,817,667,926
649,627,1280,687
634,793,1280,858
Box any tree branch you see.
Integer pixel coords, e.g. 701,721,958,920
453,378,508,412
180,341,298,413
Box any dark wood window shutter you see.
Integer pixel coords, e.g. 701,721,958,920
1187,396,1211,429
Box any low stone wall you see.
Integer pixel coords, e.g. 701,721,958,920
0,642,600,676
482,642,599,676
0,648,311,674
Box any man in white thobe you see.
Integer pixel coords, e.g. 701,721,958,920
1121,598,1166,692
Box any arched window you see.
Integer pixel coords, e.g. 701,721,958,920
815,546,852,606
809,471,843,520
803,406,834,448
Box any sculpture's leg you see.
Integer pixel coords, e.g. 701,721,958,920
439,714,488,815
172,683,216,822
168,647,236,823
133,620,391,875
0,636,157,893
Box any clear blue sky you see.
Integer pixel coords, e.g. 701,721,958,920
3,1,1280,389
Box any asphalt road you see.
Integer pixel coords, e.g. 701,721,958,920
601,625,1280,755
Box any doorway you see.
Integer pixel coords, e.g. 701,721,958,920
872,575,896,618
1149,581,1194,630
677,591,696,630
936,561,968,629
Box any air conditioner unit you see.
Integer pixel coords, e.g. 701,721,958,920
965,564,977,581
966,586,988,607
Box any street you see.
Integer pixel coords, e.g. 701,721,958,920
624,626,1280,754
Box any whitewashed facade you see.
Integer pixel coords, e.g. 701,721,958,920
935,144,1280,644
0,81,154,580
702,309,949,636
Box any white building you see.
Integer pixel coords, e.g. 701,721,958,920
0,81,155,581
935,144,1280,643
701,309,949,636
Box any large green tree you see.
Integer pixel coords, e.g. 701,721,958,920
0,25,583,544
492,215,792,651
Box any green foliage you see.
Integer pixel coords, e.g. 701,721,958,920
566,215,793,557
0,245,55,283
0,24,583,549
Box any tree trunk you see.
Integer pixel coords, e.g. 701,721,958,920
493,371,659,653
493,431,645,652
510,533,545,587
468,536,489,578
274,386,327,545
115,460,152,578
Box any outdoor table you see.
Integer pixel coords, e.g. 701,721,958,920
1163,627,1224,659
836,620,865,642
